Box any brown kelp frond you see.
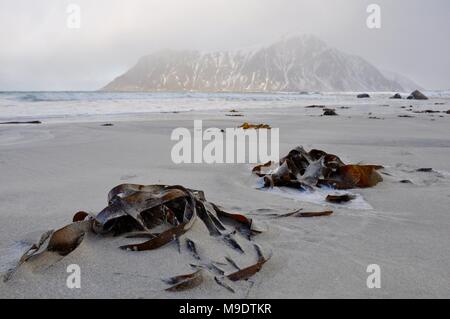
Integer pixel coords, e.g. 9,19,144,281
3,230,54,282
119,221,193,251
252,161,275,177
214,276,236,293
289,210,333,218
186,238,200,260
46,221,90,256
223,232,245,254
212,204,262,237
3,221,90,282
225,256,241,270
274,209,334,218
7,184,267,293
253,146,383,190
226,244,271,281
196,201,226,236
107,183,167,203
164,269,204,292
72,211,90,222
239,122,271,129
211,245,270,292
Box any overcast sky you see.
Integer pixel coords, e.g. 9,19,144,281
0,0,448,90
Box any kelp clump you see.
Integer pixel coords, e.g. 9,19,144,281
239,122,271,130
4,184,269,293
253,146,383,190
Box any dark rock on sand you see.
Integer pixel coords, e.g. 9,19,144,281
390,93,402,99
225,109,243,116
323,108,338,116
407,90,428,100
413,110,440,114
357,93,370,98
0,120,42,124
326,194,356,203
225,113,244,117
416,168,433,172
306,105,326,109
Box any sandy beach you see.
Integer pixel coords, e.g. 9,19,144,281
0,97,449,299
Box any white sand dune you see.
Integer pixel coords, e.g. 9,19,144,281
0,101,449,298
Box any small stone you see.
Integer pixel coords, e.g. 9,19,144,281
323,108,338,116
390,93,402,99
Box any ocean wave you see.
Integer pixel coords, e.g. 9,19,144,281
0,90,448,122
17,93,49,102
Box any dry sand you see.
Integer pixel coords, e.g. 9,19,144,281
0,102,449,298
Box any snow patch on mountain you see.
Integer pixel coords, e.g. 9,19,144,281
102,35,407,92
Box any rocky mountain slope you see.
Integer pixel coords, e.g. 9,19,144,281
102,35,405,92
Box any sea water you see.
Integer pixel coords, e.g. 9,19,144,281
1,90,448,123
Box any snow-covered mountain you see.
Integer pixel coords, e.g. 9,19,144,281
102,35,406,92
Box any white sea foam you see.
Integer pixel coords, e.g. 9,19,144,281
255,178,373,210
0,241,31,273
1,90,448,123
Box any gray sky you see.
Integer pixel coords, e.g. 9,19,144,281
0,0,449,90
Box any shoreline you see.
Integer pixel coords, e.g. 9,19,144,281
1,90,449,124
